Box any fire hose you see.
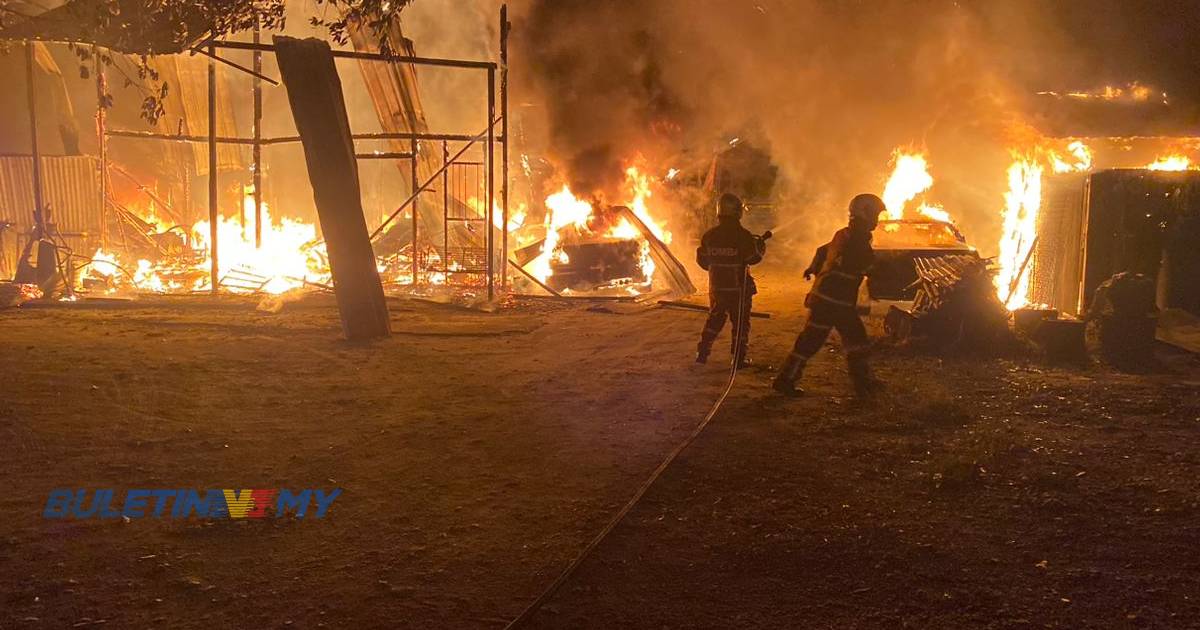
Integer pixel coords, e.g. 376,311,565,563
504,230,772,629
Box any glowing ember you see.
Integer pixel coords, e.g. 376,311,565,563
1145,155,1193,171
1040,82,1166,104
994,159,1043,310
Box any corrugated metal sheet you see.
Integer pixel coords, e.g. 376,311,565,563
163,55,245,176
0,156,101,277
1030,173,1087,315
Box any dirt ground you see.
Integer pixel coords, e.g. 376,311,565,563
2,267,1199,629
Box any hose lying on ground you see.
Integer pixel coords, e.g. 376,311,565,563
503,259,760,629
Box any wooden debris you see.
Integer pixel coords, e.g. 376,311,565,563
514,293,636,302
893,254,1010,350
508,259,562,297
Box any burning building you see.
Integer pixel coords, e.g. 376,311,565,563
0,1,524,306
1006,88,1200,319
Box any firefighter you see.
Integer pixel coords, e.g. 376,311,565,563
772,193,885,396
695,193,767,367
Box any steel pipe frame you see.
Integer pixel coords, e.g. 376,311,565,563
56,21,509,295
105,129,503,146
211,39,496,71
26,42,46,239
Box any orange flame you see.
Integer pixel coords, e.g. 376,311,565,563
994,159,1043,310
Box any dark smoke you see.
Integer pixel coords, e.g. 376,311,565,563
508,0,1199,255
517,0,689,197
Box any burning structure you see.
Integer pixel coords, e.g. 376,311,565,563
0,2,526,307
1001,88,1200,329
0,4,702,307
1,1,1197,336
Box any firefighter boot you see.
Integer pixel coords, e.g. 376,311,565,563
848,354,884,397
696,341,712,365
733,344,753,370
771,354,806,396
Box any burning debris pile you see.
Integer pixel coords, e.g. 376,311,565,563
61,154,689,301
78,189,331,296
885,254,1012,352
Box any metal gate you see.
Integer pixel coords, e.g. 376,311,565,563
439,141,491,285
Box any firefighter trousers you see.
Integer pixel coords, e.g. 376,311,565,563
697,289,753,359
776,301,872,384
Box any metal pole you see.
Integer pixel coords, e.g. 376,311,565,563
443,140,449,276
500,4,510,291
253,20,263,248
411,136,419,285
486,66,496,301
25,41,45,239
368,117,500,241
208,43,219,294
94,45,108,248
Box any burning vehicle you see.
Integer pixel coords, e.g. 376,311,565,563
515,166,694,297
868,218,976,300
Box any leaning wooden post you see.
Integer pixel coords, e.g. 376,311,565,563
207,42,219,294
274,36,390,341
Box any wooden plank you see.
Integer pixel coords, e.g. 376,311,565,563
657,299,771,319
274,36,390,341
507,258,562,297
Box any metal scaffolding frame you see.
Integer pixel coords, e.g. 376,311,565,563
82,6,512,299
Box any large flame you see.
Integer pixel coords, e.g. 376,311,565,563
994,159,1043,310
527,165,669,289
82,188,330,295
192,191,329,293
881,151,952,224
1145,155,1193,171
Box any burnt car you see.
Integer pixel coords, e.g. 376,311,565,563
867,219,978,300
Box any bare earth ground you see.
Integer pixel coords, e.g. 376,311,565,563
2,267,1199,629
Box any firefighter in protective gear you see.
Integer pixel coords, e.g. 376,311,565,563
773,193,885,396
695,193,767,367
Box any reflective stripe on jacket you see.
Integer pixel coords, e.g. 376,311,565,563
696,220,765,294
807,226,873,308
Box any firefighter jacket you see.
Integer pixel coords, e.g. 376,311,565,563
806,226,873,308
696,220,766,296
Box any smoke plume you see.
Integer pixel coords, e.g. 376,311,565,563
507,0,1179,254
